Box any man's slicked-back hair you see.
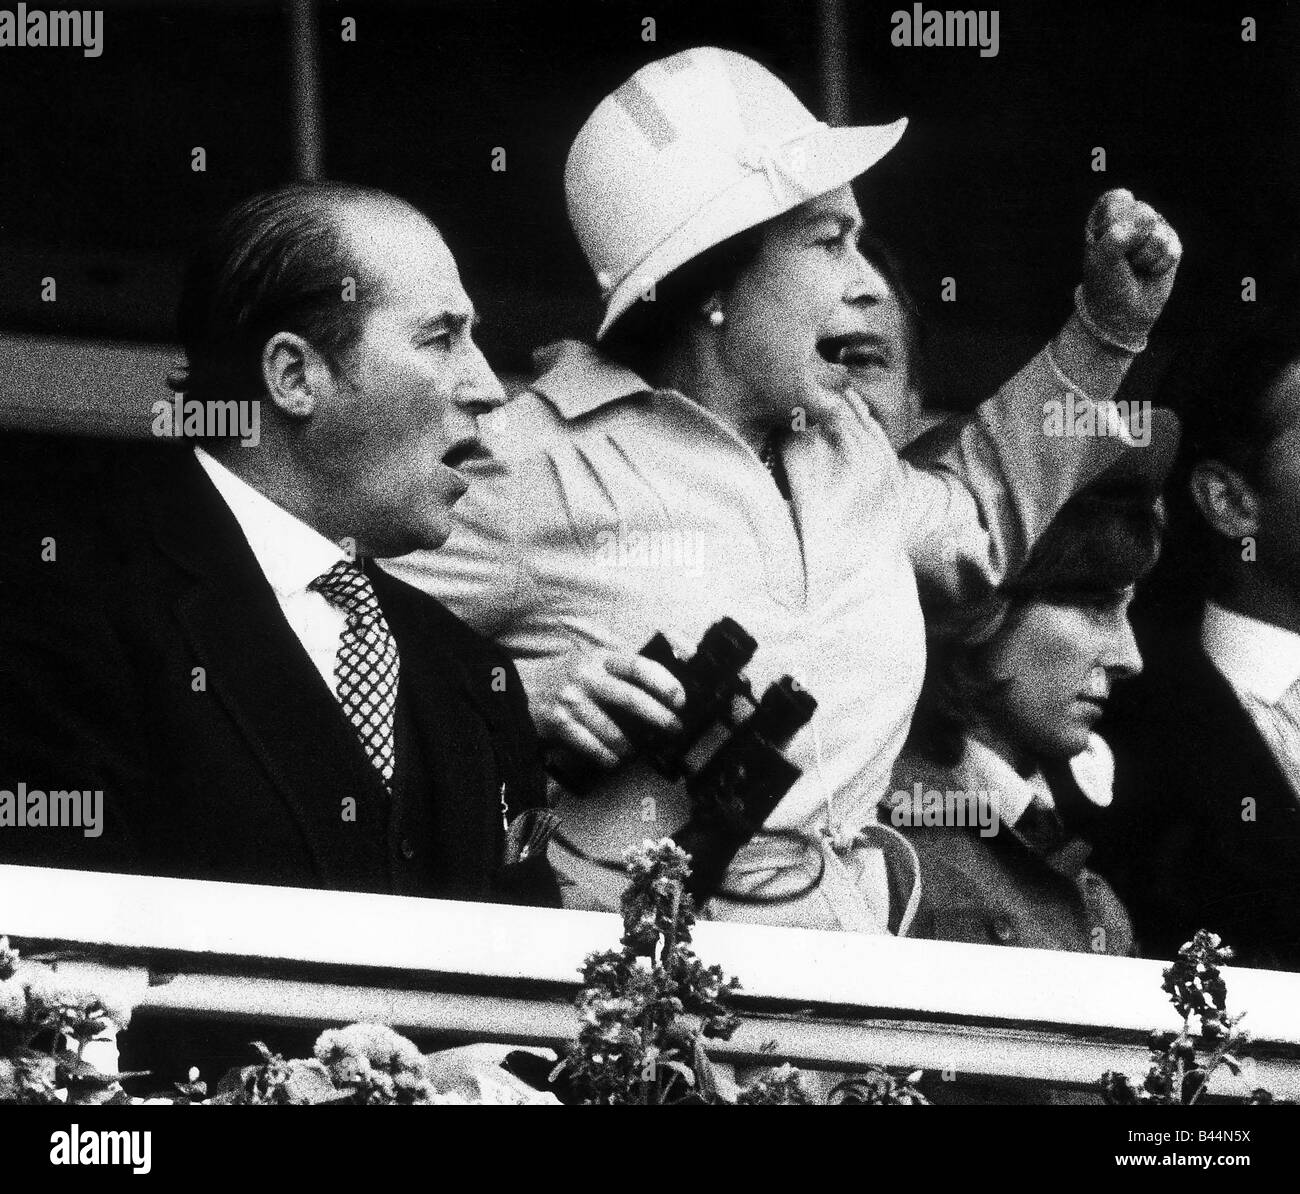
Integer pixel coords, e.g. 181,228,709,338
169,180,403,406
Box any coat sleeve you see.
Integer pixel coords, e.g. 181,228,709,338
883,313,1141,630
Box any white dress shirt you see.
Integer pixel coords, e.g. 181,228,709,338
194,446,350,696
1202,599,1300,801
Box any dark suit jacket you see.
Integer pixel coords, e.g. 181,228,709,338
0,432,558,904
1095,619,1300,971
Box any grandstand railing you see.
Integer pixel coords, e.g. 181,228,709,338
4,864,1299,1096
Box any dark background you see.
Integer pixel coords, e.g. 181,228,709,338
1,0,1297,410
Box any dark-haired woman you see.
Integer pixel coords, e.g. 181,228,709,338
390,47,1182,933
886,421,1178,955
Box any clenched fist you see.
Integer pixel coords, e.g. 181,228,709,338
1078,188,1182,352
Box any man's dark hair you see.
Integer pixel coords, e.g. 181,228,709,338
168,181,401,408
1166,318,1300,484
1135,315,1300,607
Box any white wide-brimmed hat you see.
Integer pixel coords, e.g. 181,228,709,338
565,47,908,339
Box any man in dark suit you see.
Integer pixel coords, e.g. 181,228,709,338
0,181,558,907
1096,325,1300,971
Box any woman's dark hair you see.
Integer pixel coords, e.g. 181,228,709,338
169,181,397,409
907,483,1167,766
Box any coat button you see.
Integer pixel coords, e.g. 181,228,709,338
990,914,1016,944
399,838,415,861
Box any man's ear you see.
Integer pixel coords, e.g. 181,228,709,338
1189,458,1259,539
261,332,325,420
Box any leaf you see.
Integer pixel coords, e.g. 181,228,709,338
692,1039,720,1103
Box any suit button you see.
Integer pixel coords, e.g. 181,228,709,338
399,838,415,861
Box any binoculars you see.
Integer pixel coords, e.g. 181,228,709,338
552,617,817,900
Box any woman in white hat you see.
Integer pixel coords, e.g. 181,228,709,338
389,47,1182,934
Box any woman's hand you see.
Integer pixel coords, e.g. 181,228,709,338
532,648,686,768
1079,188,1182,351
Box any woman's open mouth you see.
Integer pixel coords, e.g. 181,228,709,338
815,333,890,392
816,332,889,371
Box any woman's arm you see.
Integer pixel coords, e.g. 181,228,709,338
891,190,1181,625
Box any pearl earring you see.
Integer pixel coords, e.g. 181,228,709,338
708,307,725,327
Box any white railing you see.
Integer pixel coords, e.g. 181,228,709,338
3,863,1299,1096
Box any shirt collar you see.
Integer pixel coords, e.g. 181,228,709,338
194,446,347,598
951,732,1112,824
531,338,653,420
953,735,1046,829
1202,599,1300,704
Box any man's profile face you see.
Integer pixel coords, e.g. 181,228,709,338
317,202,505,557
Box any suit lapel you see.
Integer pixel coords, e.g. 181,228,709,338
1191,647,1300,856
142,449,390,887
369,566,501,893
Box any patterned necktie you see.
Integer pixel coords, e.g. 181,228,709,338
310,560,400,790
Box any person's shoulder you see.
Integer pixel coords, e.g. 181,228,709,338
481,339,648,463
882,747,979,853
0,431,181,498
1,434,191,588
887,740,970,795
